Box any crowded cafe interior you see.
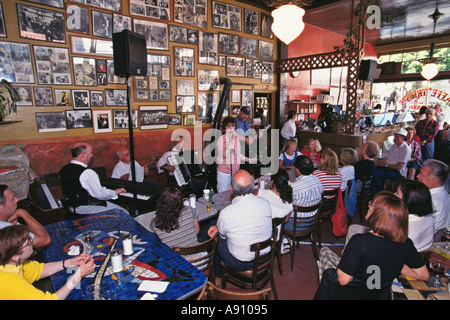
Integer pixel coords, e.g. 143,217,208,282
1,0,450,302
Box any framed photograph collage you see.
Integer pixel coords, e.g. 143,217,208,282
3,0,275,133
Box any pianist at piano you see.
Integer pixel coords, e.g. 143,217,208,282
0,184,51,249
59,142,129,215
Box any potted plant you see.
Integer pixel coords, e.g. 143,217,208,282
0,79,18,121
330,108,345,134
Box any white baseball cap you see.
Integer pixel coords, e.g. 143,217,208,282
394,128,407,138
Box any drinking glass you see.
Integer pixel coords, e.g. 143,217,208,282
429,259,449,288
82,231,94,253
103,290,117,300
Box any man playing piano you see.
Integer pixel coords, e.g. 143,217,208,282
59,142,129,215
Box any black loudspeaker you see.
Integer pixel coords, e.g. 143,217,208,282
358,59,378,81
112,30,147,77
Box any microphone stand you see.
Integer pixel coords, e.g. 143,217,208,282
126,74,138,217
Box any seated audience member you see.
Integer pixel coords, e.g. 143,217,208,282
151,186,204,261
278,139,302,171
417,159,450,241
338,147,358,193
354,141,379,192
315,192,429,300
59,142,127,215
371,128,411,195
0,185,51,248
313,148,343,195
207,170,272,278
405,127,422,180
286,155,323,233
0,225,95,300
301,138,322,166
112,147,149,182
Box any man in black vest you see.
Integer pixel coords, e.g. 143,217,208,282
59,142,127,215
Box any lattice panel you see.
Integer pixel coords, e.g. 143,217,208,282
276,49,361,134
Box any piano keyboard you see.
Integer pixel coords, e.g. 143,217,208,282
120,192,150,201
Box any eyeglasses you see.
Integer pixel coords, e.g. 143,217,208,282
120,152,130,157
22,235,33,249
368,200,374,208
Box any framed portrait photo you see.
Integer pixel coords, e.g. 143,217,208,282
113,13,132,33
105,88,127,107
258,40,274,61
240,37,257,58
73,57,97,86
174,47,194,76
12,86,33,106
92,11,113,39
199,31,218,65
169,24,187,43
93,110,112,133
218,33,239,55
36,112,66,133
66,5,89,35
176,80,194,95
244,8,258,36
54,89,72,107
260,13,274,39
34,87,54,106
90,90,104,107
134,19,168,50
72,89,90,109
113,109,138,129
140,105,168,130
212,1,241,31
231,90,240,104
168,113,181,125
66,110,92,129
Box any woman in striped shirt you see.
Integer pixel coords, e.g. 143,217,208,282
313,148,342,196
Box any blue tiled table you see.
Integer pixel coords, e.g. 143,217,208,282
42,209,207,300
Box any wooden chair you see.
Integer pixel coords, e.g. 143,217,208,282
172,234,218,283
197,281,272,300
356,175,372,221
272,215,290,276
317,188,339,248
221,231,278,300
283,202,322,271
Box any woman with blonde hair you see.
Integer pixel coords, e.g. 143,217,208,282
301,138,322,165
278,139,302,171
313,148,342,193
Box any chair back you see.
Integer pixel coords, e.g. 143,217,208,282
172,234,218,282
319,188,339,220
249,232,277,289
198,282,271,300
346,179,352,196
286,202,322,238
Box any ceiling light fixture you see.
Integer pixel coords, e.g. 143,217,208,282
271,4,305,45
421,1,443,80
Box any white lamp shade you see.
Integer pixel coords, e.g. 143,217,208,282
271,5,305,45
421,62,439,80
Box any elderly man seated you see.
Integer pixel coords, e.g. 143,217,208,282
112,147,148,182
371,128,411,195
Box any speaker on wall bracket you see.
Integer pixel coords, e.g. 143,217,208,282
358,59,378,81
112,29,147,77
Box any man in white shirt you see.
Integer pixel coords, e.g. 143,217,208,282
208,170,272,277
418,159,450,241
434,104,446,151
112,147,148,182
280,111,297,149
371,128,411,195
59,142,127,215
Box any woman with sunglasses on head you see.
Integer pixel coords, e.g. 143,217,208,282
0,224,95,300
315,191,429,300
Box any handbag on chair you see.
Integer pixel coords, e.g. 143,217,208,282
331,187,348,237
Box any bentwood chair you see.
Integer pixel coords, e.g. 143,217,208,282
197,281,272,300
172,234,218,283
317,188,339,248
283,202,322,271
221,230,278,300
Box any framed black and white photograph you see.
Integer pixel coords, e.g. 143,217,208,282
244,8,258,35
34,45,71,85
12,86,33,106
174,47,194,76
73,57,96,86
241,89,253,107
90,90,104,107
187,29,198,45
34,87,53,106
36,112,66,133
226,56,245,77
24,0,64,9
260,13,273,39
106,60,126,84
71,0,120,11
176,80,194,95
168,113,181,125
113,109,138,129
54,89,71,107
198,92,218,124
130,0,170,21
96,59,107,85
113,13,132,33
199,31,218,65
93,110,112,133
231,90,240,104
258,40,274,61
134,19,169,50
174,0,207,28
17,3,65,43
140,105,168,130
176,96,195,113
72,89,90,109
66,110,92,129
66,5,89,35
261,61,274,84
219,33,239,55
92,11,113,39
245,59,261,78
212,1,241,31
0,41,34,84
105,88,127,106
240,37,257,58
183,114,196,126
0,3,7,38
219,55,226,67
169,25,187,43
198,70,219,91
134,53,171,102
71,36,114,56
